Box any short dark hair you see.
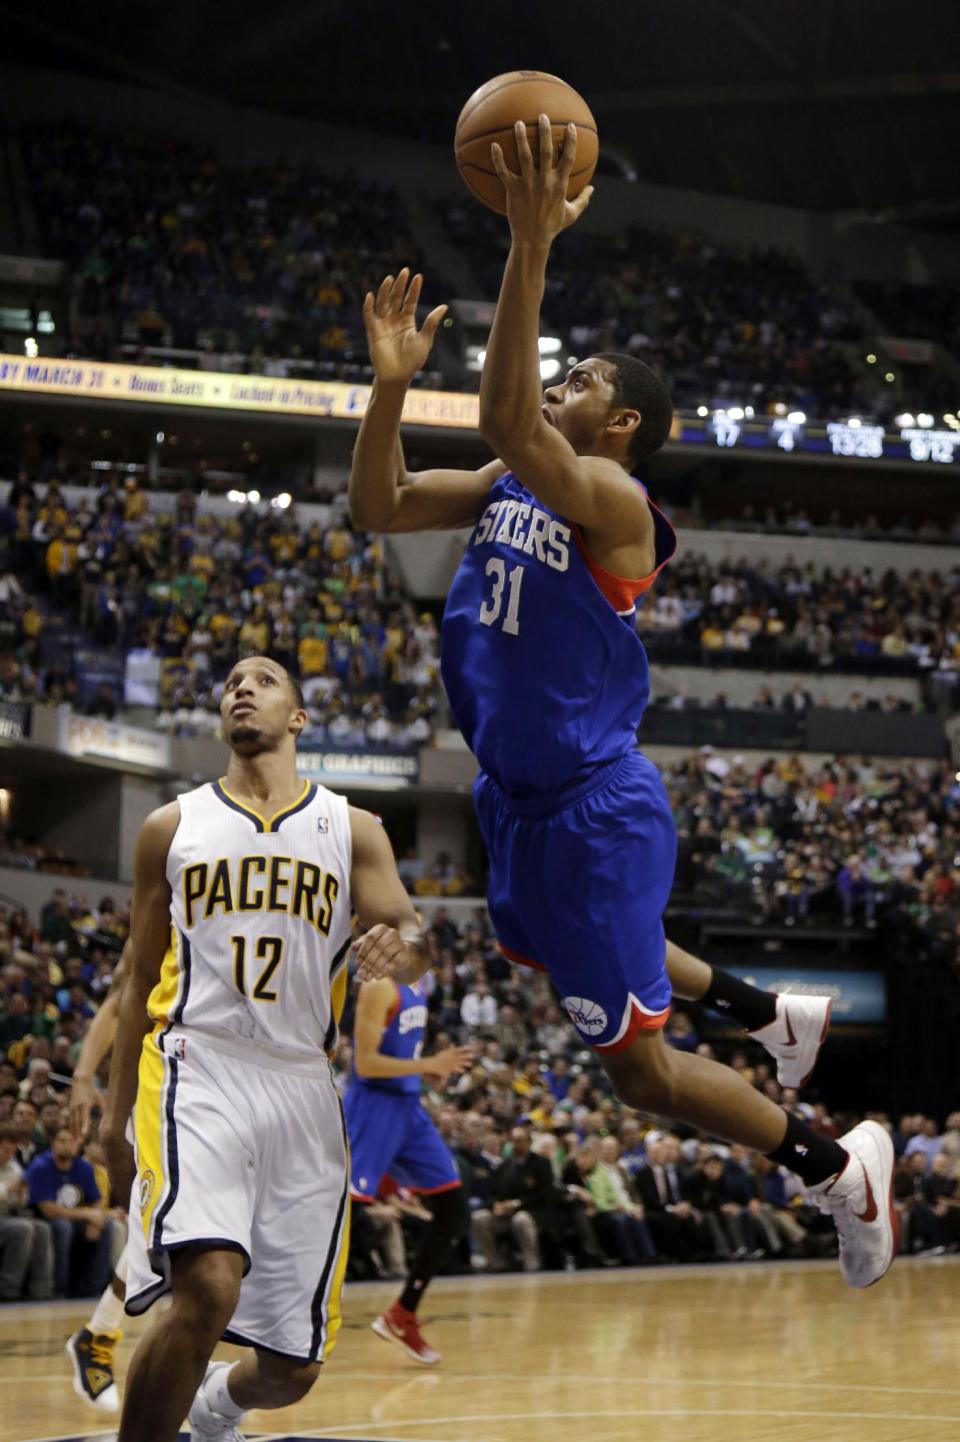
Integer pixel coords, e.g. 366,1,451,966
0,1123,18,1144
283,667,305,710
594,352,673,466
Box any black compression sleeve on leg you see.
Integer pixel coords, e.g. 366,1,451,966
399,1185,467,1314
701,966,778,1032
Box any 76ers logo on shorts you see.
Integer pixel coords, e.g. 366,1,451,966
563,996,608,1037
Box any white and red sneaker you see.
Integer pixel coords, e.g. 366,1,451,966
809,1120,898,1288
751,993,833,1089
371,1301,441,1365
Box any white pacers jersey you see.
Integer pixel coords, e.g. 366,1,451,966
149,777,353,1059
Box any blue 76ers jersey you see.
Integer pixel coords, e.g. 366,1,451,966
441,470,676,798
351,980,428,1095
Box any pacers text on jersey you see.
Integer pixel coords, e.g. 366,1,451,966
182,854,340,933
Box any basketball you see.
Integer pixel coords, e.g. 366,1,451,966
455,70,598,214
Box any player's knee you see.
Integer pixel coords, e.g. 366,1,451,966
605,1039,677,1113
170,1246,244,1340
254,1352,322,1404
430,1184,468,1239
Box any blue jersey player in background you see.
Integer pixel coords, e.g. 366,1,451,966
344,974,471,1363
348,116,896,1292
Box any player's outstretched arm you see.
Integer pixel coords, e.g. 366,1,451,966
353,978,474,1082
479,118,648,540
101,803,180,1205
349,807,430,984
349,268,503,533
69,941,130,1140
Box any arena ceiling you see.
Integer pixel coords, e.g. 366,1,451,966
4,0,959,219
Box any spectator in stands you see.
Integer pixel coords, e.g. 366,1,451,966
471,1126,555,1272
12,1101,40,1169
0,1123,53,1299
903,1117,944,1173
461,979,498,1031
586,1137,658,1266
895,1152,946,1256
26,1125,117,1298
836,854,878,927
636,1135,704,1261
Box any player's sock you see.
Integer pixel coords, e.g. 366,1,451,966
88,1279,125,1335
201,1362,245,1421
398,1185,466,1314
768,1111,848,1187
701,966,778,1032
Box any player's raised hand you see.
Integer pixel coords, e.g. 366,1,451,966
354,921,427,982
491,115,594,244
362,268,448,385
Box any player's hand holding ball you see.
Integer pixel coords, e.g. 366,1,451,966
354,921,427,982
362,268,448,387
491,115,594,245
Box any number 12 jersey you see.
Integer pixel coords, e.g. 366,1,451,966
150,778,354,1060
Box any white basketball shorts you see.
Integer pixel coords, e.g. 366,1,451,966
125,1024,350,1363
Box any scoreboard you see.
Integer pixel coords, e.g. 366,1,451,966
675,411,960,467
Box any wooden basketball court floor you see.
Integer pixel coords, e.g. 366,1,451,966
3,1257,957,1442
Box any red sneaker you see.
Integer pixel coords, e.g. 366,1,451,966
371,1301,441,1365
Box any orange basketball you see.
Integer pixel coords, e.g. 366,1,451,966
455,71,598,215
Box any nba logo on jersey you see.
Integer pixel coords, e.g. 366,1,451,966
174,1037,187,1060
318,816,330,834
563,996,608,1036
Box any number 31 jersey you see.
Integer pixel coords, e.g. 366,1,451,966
149,778,354,1060
441,469,676,800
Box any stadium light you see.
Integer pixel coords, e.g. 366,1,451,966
866,354,877,364
895,414,915,428
847,417,862,428
539,358,562,380
884,372,896,382
248,490,261,504
538,336,562,355
773,402,787,416
917,413,934,427
227,489,244,503
696,406,709,417
727,407,745,421
744,406,755,419
24,337,38,358
787,411,806,424
271,492,292,510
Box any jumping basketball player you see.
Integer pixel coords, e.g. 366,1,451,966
65,943,130,1412
348,117,896,1289
101,655,434,1442
345,974,471,1364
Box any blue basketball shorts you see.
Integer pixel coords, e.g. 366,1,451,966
474,750,677,1053
342,1085,461,1201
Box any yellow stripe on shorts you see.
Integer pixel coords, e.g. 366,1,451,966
134,1031,169,1243
322,1194,352,1361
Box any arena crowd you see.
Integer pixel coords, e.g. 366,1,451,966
0,886,956,1298
21,121,437,385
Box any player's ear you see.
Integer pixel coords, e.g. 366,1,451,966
290,706,307,737
608,407,641,442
